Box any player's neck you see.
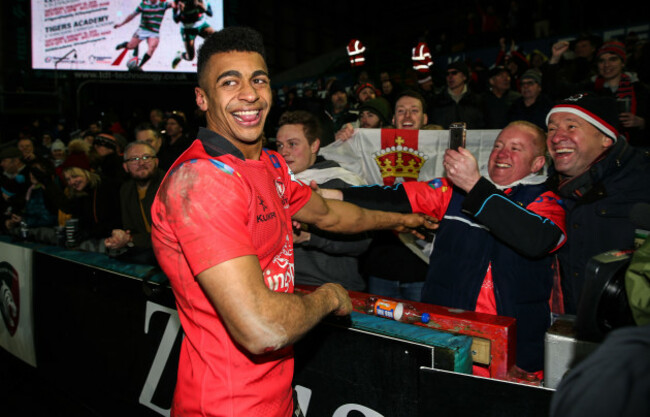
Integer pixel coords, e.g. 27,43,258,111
206,123,264,160
221,134,263,160
236,141,263,160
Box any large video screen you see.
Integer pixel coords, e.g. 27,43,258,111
31,0,224,73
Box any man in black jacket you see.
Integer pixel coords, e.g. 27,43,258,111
545,93,650,313
507,69,554,130
430,61,485,129
105,141,164,265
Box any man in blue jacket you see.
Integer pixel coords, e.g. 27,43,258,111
323,121,566,375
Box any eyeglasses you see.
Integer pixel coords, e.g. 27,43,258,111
125,155,157,164
447,70,460,76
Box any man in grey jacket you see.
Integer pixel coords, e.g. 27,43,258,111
276,110,370,291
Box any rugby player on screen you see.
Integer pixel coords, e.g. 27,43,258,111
170,0,215,69
114,0,175,72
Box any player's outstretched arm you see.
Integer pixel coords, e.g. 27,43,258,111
197,255,351,355
293,190,429,234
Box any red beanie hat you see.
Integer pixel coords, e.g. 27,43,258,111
597,41,626,62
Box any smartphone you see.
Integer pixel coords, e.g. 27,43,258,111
449,122,466,151
616,98,631,114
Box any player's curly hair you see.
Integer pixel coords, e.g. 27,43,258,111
197,26,266,88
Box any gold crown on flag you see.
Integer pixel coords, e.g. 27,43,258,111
373,146,428,180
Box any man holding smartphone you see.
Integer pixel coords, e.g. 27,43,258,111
322,120,566,377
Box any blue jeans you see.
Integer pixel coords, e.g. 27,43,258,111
367,275,424,302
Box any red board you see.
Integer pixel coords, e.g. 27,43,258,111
296,285,518,381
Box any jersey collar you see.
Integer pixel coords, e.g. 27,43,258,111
197,127,246,161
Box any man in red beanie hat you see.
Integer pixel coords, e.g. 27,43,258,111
546,92,650,313
354,82,380,104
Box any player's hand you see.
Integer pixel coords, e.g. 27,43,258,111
408,215,439,240
392,212,432,233
320,283,352,316
398,213,438,235
444,147,481,193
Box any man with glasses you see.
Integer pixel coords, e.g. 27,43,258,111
430,61,485,129
104,141,163,264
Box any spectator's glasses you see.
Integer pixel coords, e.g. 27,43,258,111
447,70,460,76
125,155,157,164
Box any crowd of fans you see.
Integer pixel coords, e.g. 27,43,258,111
1,28,648,262
269,32,649,148
1,23,649,385
0,108,195,264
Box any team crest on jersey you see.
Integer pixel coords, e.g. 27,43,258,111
275,178,289,208
426,178,448,192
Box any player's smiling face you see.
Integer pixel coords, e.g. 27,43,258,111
196,51,271,152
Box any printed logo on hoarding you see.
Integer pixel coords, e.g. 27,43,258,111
88,55,112,64
44,56,84,65
0,262,20,336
